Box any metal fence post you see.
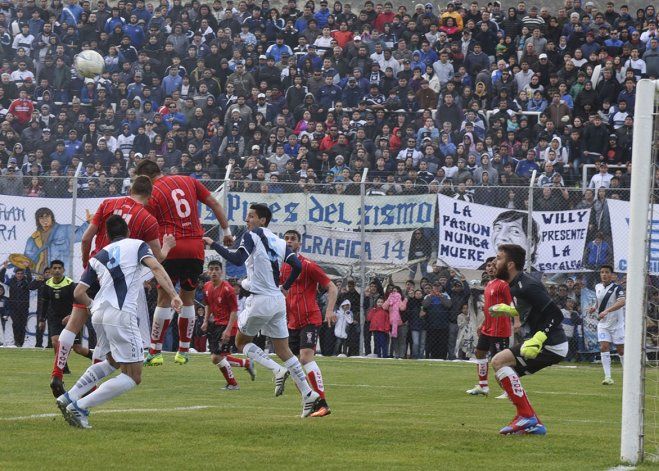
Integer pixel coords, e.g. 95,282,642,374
359,168,369,356
68,162,83,279
526,169,537,273
222,163,232,214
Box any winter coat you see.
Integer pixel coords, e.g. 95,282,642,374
383,291,407,338
334,301,353,339
367,307,390,332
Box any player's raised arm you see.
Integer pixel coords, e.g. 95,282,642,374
147,234,176,263
142,255,182,312
80,223,99,268
203,192,233,246
282,247,302,290
203,234,252,265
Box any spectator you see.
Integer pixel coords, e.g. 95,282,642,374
588,161,614,189
367,296,389,358
383,285,407,358
585,231,612,269
422,281,452,359
334,299,353,356
408,229,431,280
0,261,33,347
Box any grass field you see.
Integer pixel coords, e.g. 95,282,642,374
0,348,653,470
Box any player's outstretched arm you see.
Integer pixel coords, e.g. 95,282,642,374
80,223,99,268
282,249,302,290
147,234,176,263
203,195,233,246
143,257,182,312
324,281,339,326
203,236,249,265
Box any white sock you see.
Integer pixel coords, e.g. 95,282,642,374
57,329,76,370
150,307,173,351
284,356,313,396
303,361,325,395
178,305,195,350
619,354,624,371
602,351,612,378
67,360,117,401
76,373,137,410
243,342,282,373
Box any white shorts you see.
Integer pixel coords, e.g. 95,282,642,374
598,322,625,345
136,287,151,349
238,294,288,339
92,305,144,363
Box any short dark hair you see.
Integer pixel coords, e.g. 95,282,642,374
493,210,540,263
135,159,161,179
208,260,223,268
284,229,302,240
106,214,128,240
130,175,153,197
250,203,272,226
599,264,614,273
498,244,526,271
50,260,64,268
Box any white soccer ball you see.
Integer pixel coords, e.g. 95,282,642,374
75,50,104,78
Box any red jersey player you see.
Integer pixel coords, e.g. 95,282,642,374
136,159,233,366
466,256,518,397
280,229,338,417
201,260,255,389
49,176,175,397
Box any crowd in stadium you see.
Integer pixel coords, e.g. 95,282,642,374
0,0,655,358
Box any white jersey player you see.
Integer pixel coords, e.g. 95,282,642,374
55,215,181,429
204,203,323,417
590,265,626,385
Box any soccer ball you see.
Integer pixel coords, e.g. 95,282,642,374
75,50,104,78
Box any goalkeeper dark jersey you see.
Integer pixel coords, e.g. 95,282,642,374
38,276,76,323
508,272,567,346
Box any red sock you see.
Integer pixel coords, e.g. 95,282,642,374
496,366,535,417
218,359,237,385
225,355,246,368
477,359,488,388
304,361,326,399
51,344,63,379
149,319,171,355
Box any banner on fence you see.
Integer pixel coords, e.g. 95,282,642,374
0,197,105,278
298,226,413,265
580,287,600,353
609,198,659,275
437,194,591,272
201,188,436,230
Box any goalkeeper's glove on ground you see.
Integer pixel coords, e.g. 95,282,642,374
489,303,519,318
520,331,547,359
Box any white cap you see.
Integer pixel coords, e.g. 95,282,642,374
539,53,548,59
354,35,361,41
258,93,266,98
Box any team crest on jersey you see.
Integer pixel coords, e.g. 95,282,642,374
306,331,314,343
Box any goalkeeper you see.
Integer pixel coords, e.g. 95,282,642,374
489,244,567,436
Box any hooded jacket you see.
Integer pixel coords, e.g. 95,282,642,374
334,301,353,339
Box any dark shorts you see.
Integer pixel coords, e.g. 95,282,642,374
476,334,509,356
207,323,232,355
510,343,564,377
288,325,319,356
48,318,82,344
162,258,204,291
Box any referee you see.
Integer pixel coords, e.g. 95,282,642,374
38,260,92,390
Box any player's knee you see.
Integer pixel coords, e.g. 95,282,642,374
491,352,507,371
211,354,220,364
299,349,314,364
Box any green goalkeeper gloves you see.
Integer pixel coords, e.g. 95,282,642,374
520,331,548,359
489,303,519,318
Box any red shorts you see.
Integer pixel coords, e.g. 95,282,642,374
167,238,204,260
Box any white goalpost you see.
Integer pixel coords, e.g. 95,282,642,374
620,79,658,464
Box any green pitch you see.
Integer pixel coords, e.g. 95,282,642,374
0,349,648,470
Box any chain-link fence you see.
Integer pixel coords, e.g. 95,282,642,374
0,171,634,360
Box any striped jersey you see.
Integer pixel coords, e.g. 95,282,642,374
280,254,330,329
239,227,294,297
481,278,513,338
91,196,159,259
81,238,154,315
595,282,625,329
146,175,211,240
